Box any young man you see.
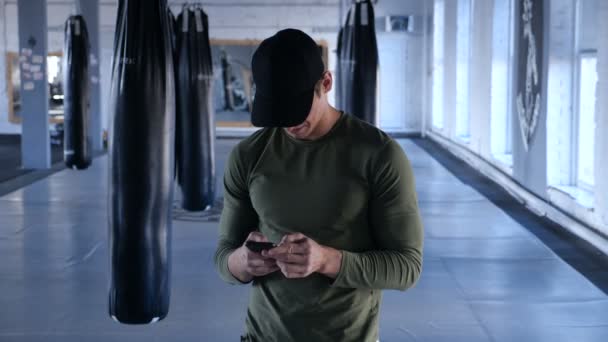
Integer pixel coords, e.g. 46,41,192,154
214,28,423,342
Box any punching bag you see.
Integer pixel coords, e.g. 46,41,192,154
108,0,175,324
338,0,378,125
63,15,92,169
175,6,216,211
168,9,177,56
334,27,343,110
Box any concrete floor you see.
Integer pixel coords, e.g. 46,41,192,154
1,138,607,341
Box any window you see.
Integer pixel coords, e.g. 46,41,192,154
571,0,597,192
574,53,597,190
546,0,597,207
455,0,471,139
490,0,515,166
432,0,445,129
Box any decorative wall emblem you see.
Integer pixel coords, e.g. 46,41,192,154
516,0,542,151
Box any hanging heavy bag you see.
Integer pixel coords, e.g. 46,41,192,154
335,27,343,110
339,7,354,116
168,8,177,56
352,0,378,125
339,0,379,125
63,15,92,169
108,0,175,324
175,6,216,211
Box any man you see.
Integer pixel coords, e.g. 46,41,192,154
214,28,423,342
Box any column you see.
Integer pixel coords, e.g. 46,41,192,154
18,0,50,169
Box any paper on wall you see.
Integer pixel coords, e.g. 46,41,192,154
32,55,44,64
23,82,35,91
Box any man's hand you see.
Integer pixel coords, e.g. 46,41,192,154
264,233,342,279
228,232,279,283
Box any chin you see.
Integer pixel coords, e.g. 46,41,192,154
287,126,310,138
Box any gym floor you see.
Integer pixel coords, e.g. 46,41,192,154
0,135,64,184
1,138,607,341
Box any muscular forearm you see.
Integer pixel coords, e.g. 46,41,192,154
214,242,251,285
331,248,422,290
227,247,254,283
319,246,342,279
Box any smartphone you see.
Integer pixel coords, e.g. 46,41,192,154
245,241,276,253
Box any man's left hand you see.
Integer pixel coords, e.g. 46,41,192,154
263,233,342,279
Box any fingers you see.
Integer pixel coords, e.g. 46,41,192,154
248,258,277,268
280,233,308,244
276,261,309,278
241,232,319,279
269,251,307,264
246,231,269,243
246,256,278,276
265,243,307,257
266,237,310,257
248,265,279,277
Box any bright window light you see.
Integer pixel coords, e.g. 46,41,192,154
455,0,471,138
490,0,514,161
47,56,61,84
576,54,597,189
432,0,445,129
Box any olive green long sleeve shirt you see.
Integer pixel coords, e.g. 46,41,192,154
214,113,423,342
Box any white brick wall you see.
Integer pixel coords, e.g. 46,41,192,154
1,1,343,134
1,0,427,135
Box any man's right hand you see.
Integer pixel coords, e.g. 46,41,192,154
227,232,279,283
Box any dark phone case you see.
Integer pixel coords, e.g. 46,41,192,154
245,241,276,253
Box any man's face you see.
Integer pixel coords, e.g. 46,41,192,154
284,72,331,140
284,92,323,140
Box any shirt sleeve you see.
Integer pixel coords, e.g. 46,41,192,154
332,139,424,290
214,145,259,285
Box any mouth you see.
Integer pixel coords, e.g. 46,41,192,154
288,125,306,134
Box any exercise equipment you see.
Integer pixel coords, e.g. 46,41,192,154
337,0,379,125
175,5,216,211
63,15,92,169
335,27,344,110
108,0,175,324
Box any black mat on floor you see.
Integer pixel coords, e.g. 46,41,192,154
0,134,64,183
412,137,608,295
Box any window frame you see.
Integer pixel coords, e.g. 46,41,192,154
432,0,446,130
455,0,473,140
572,50,597,192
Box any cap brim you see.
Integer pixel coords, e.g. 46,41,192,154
251,89,314,127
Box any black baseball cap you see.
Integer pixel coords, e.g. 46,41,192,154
251,29,325,127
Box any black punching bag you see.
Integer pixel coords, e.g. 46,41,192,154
335,27,343,110
108,0,175,324
338,0,378,125
63,16,92,169
175,6,216,211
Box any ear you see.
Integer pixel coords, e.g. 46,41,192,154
321,71,333,94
